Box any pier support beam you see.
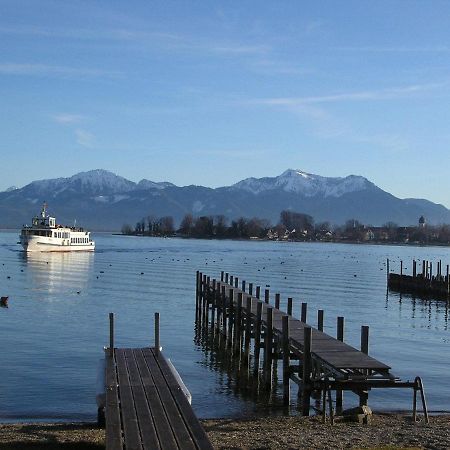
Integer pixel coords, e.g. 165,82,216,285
282,315,290,405
253,302,263,378
263,307,274,390
287,298,293,316
302,327,312,416
244,296,252,361
359,325,370,406
336,316,345,413
195,271,200,322
318,309,324,332
234,293,243,356
109,312,114,357
227,289,234,349
301,302,307,323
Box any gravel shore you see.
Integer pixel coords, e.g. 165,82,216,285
202,414,449,450
0,414,448,449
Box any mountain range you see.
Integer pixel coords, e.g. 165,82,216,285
0,169,449,231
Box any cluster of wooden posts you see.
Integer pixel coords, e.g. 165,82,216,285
195,270,429,422
387,258,450,300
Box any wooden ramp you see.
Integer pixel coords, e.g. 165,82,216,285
105,345,212,450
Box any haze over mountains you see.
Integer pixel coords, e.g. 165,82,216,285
1,169,449,231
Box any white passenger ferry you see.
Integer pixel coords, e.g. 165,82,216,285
20,203,95,252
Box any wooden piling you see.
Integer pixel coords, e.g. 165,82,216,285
256,286,261,299
253,302,263,377
301,302,307,323
219,284,226,332
249,283,253,296
336,316,344,412
361,326,369,354
242,280,246,292
198,271,204,322
447,265,450,295
264,307,274,389
337,316,344,342
195,271,200,319
215,280,221,329
202,274,208,324
302,327,312,416
154,312,160,357
282,315,290,405
387,258,390,282
244,296,252,358
109,312,114,357
318,310,324,332
210,280,216,329
227,289,234,348
221,284,227,341
264,289,270,304
275,293,280,309
221,271,224,282
287,297,293,316
234,293,243,355
234,277,239,288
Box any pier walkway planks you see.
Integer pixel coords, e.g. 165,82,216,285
217,281,391,378
105,347,213,450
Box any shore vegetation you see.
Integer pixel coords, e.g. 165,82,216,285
121,210,450,246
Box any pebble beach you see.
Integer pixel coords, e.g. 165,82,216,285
0,414,449,450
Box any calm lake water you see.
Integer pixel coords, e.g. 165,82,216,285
0,231,448,422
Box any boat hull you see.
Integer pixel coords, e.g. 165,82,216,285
21,236,95,252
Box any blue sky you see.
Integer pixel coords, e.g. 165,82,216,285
1,1,450,207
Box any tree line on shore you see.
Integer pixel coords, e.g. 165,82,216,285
121,211,450,244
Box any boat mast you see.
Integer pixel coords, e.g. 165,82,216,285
41,201,48,219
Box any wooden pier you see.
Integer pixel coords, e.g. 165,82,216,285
104,313,213,450
387,258,450,300
196,271,429,422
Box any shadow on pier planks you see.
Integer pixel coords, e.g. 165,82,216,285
196,271,429,424
387,258,450,301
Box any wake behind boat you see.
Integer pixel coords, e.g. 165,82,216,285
20,203,95,252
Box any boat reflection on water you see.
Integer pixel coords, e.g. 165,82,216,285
21,250,94,296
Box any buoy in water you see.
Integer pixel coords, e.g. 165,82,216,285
0,296,8,308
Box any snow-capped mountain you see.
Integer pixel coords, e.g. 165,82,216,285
24,169,137,196
232,169,373,197
0,169,449,230
137,179,176,190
